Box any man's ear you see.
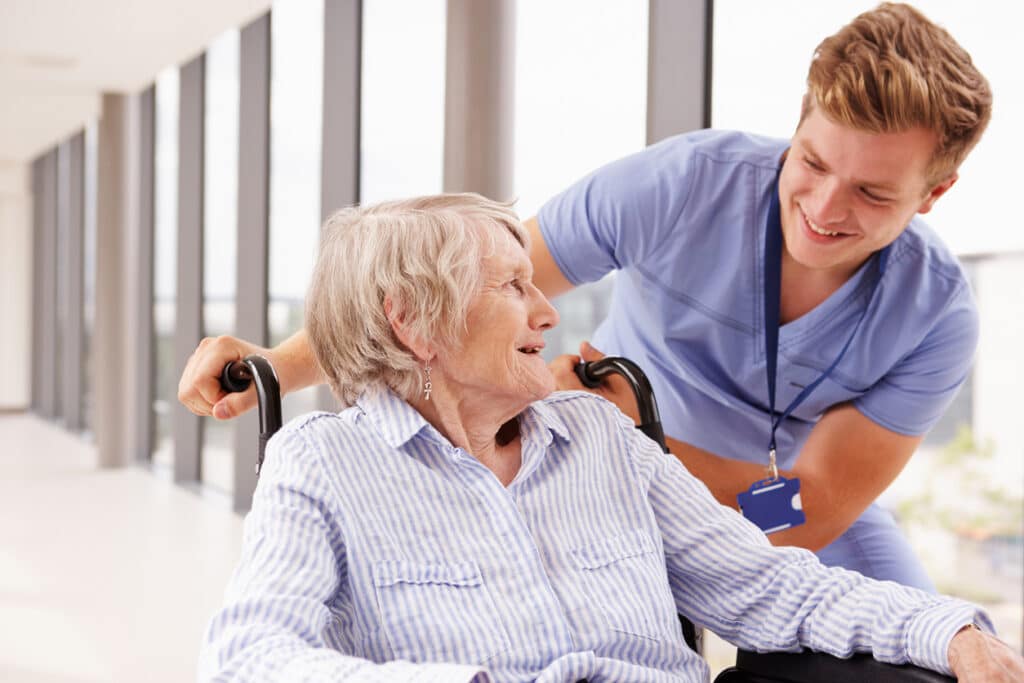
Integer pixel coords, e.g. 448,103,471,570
384,296,434,361
917,172,958,215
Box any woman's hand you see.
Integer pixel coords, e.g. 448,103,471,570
177,335,270,419
948,625,1024,682
547,341,640,423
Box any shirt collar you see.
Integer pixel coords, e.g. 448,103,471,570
354,384,573,450
522,394,573,446
354,384,432,449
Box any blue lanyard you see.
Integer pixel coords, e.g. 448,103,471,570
763,169,889,458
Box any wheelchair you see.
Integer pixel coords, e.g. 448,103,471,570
222,355,953,683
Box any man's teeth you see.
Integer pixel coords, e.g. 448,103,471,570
806,214,840,237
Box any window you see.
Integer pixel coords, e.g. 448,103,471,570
513,0,648,358
153,67,180,470
201,29,241,494
269,0,325,423
360,0,446,203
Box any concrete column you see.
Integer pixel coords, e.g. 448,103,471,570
173,55,206,483
321,0,361,219
57,133,86,430
647,0,713,144
37,150,59,419
94,93,141,467
317,0,362,413
443,0,515,200
131,87,156,462
233,12,272,511
0,162,33,410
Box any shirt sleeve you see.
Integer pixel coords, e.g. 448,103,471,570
618,411,994,676
854,280,979,436
198,426,488,683
535,136,698,286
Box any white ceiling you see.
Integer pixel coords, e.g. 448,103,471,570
0,0,273,165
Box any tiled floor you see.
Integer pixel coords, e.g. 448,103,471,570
0,414,244,683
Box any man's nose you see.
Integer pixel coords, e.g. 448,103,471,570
811,176,850,225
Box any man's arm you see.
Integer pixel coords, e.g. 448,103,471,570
178,328,325,419
621,417,1005,677
551,345,920,553
525,217,577,298
669,403,920,552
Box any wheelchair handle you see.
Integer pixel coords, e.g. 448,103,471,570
575,357,669,454
220,355,283,475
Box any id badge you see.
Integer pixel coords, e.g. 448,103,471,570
737,476,806,535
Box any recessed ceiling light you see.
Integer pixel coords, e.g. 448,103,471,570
0,51,79,69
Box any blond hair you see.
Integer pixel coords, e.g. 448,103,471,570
800,2,991,186
306,193,528,406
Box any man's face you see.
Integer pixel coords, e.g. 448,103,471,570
778,106,954,279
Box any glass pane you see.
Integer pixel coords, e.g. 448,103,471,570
712,0,1023,653
360,0,445,203
82,122,98,439
513,0,648,359
269,0,325,424
202,29,240,494
153,67,179,470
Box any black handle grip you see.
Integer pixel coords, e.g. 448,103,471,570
220,360,253,393
220,355,283,475
575,357,669,454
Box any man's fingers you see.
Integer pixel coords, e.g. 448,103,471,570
548,354,586,391
214,390,258,420
579,340,606,362
178,335,261,418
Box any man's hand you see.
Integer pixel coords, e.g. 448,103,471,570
178,335,269,420
548,341,641,423
948,624,1024,682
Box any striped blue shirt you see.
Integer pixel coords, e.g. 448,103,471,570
200,386,991,682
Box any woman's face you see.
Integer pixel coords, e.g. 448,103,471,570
434,231,560,412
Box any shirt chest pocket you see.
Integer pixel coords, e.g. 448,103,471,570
570,529,675,642
372,559,511,664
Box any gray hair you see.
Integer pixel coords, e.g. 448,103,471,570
306,193,529,406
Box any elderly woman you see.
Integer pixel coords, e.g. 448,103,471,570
200,194,1017,682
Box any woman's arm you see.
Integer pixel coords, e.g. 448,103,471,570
622,417,994,678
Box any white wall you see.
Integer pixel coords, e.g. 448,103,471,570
0,163,31,410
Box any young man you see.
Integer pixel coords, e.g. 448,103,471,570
179,4,990,591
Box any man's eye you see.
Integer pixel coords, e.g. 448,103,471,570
861,188,891,203
803,157,824,172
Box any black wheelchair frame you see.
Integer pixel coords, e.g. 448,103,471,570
222,354,953,683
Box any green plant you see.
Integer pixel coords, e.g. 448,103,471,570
896,425,1023,538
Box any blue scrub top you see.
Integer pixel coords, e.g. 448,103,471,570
538,129,978,474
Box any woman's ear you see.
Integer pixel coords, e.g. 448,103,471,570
384,296,434,362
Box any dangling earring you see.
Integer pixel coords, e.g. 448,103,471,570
423,364,432,401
